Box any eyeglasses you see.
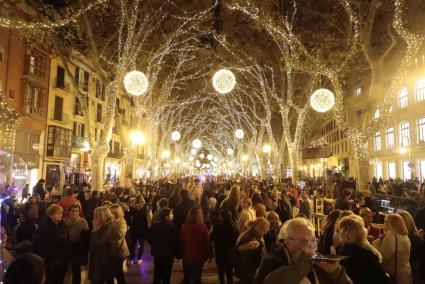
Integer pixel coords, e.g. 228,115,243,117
287,237,318,246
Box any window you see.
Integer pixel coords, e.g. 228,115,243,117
388,162,396,179
415,78,425,102
96,103,102,122
402,161,411,180
399,87,408,108
74,98,83,116
73,122,85,137
356,109,363,118
23,83,46,118
0,47,4,62
27,49,46,77
375,162,383,179
400,122,410,146
374,132,381,151
83,71,89,92
418,118,425,142
386,128,395,149
46,126,72,158
95,80,105,100
8,89,14,99
354,88,362,96
56,66,65,88
54,96,63,121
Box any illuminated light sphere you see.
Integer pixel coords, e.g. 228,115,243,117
189,155,194,161
242,154,248,161
174,157,181,164
171,131,181,142
227,148,234,156
195,160,201,167
213,157,219,162
309,88,335,113
200,154,205,159
124,70,149,96
235,129,244,139
192,139,202,149
131,131,145,145
191,149,197,155
262,144,271,153
212,69,236,94
207,154,213,161
162,150,171,158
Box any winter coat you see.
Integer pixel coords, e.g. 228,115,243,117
374,232,412,284
148,221,178,259
210,221,238,251
32,217,68,267
88,224,118,282
173,198,196,231
237,228,265,284
180,223,212,265
129,204,149,239
338,243,390,284
83,197,101,227
114,217,130,259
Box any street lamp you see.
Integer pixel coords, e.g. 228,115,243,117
171,131,181,142
131,131,145,145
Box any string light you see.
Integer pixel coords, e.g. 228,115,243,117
171,131,181,142
192,139,202,149
212,69,236,94
309,88,335,113
124,71,149,96
226,148,234,156
235,129,244,139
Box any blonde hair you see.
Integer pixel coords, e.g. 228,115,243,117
385,214,408,235
45,204,63,217
94,206,114,226
337,215,367,244
266,211,280,225
398,210,418,236
110,204,125,219
278,217,314,240
247,217,270,234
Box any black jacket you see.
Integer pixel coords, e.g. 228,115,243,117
338,243,390,284
173,198,195,231
84,197,101,228
148,221,178,259
210,221,238,251
129,205,149,238
32,217,68,264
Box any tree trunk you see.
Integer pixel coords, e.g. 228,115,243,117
354,158,370,192
91,149,107,191
288,146,298,184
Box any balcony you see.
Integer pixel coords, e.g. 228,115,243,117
24,104,46,119
72,136,88,148
108,151,123,159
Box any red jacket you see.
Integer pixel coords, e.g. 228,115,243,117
180,223,212,264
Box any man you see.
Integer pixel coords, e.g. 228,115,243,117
58,188,81,218
33,179,46,200
173,189,195,232
255,218,352,284
84,191,101,230
359,207,380,241
299,189,314,220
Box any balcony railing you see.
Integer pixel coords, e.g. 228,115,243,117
72,136,88,148
24,104,46,119
108,151,123,159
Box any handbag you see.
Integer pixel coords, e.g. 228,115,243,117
390,234,398,284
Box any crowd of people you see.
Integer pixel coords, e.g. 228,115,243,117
0,174,425,284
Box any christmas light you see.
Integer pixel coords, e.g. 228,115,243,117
124,71,149,96
192,139,202,149
235,129,244,139
212,69,236,94
309,88,335,113
207,154,213,160
227,148,234,156
171,131,181,142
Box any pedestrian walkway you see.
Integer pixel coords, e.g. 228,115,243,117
126,246,223,284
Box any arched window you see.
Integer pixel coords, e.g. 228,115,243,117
415,78,425,102
399,87,408,108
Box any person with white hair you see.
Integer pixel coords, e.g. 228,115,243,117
255,217,352,284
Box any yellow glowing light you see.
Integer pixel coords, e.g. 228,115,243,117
171,131,181,142
235,129,244,139
174,157,181,164
162,150,171,158
262,144,271,153
124,70,149,96
131,131,145,145
242,154,248,161
399,147,409,154
227,148,234,156
207,154,213,160
212,69,236,94
310,88,335,113
192,139,202,149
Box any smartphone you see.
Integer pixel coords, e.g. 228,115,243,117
311,255,349,262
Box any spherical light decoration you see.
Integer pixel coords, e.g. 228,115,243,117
235,129,244,139
200,154,205,159
212,69,236,94
309,88,335,113
195,160,201,167
227,148,234,156
171,131,181,142
192,139,202,149
213,157,219,162
189,155,194,161
124,70,149,96
191,149,197,155
207,154,213,161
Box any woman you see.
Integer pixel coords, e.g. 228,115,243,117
275,189,292,223
335,188,352,211
236,198,256,233
211,209,239,284
110,204,130,284
318,209,341,255
152,198,169,224
398,210,423,283
180,207,213,284
220,185,241,221
168,187,182,209
264,211,281,254
236,217,269,284
32,204,68,284
337,215,390,284
128,195,149,265
88,206,118,284
373,214,412,284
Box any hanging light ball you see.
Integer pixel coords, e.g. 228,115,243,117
227,148,234,156
212,69,236,94
192,139,202,149
190,149,197,155
124,70,149,96
213,157,219,162
235,129,244,139
200,154,205,159
309,88,335,113
171,131,181,142
207,154,213,161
